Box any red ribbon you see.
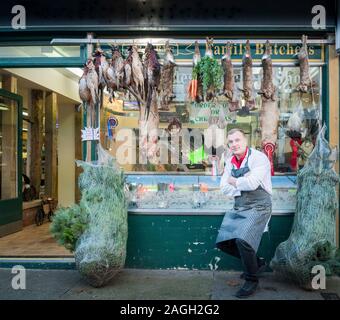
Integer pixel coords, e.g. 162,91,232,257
263,143,275,176
289,138,302,171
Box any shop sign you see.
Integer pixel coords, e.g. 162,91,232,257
189,102,232,124
81,127,100,141
101,43,324,63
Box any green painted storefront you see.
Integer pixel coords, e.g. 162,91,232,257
0,26,338,270
125,214,294,270
0,214,294,270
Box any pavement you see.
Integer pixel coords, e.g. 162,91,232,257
1,268,340,300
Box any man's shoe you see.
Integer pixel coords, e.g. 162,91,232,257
240,257,267,279
257,257,267,273
235,280,258,299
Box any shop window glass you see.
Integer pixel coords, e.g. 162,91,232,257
101,56,322,175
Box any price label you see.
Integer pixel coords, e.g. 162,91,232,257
81,127,100,141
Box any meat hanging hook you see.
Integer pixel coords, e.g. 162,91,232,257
245,40,250,54
265,40,271,55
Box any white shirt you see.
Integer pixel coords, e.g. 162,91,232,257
220,148,273,197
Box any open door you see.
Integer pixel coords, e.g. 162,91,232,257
0,88,22,237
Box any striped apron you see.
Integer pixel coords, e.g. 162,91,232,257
216,155,272,255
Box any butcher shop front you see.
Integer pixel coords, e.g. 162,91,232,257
0,0,338,271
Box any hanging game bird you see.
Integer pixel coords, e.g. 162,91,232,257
79,63,91,110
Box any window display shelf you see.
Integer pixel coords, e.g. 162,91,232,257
125,174,297,214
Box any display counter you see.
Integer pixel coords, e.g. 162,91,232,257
124,174,296,270
126,174,297,214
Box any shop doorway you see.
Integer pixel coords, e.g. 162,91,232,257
0,68,81,258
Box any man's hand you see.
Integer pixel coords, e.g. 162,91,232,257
228,176,237,187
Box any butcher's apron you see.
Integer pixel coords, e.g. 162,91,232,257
215,150,272,255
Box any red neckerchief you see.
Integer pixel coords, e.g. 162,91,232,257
231,147,248,169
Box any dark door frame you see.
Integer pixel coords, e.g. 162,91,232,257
0,88,23,237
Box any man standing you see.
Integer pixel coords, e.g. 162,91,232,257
216,128,272,298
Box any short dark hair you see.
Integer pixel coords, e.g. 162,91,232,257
227,128,246,137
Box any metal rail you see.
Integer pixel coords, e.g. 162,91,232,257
52,36,327,66
51,37,335,45
128,208,295,216
174,61,325,67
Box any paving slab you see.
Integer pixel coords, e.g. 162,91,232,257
0,268,339,300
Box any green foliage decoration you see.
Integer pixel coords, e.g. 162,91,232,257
192,56,223,95
50,203,89,252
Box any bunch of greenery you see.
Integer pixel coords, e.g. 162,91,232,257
50,203,89,252
192,56,223,95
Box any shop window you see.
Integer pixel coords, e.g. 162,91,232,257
96,38,322,176
103,63,321,176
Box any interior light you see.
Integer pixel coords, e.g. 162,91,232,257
66,68,83,78
0,103,9,111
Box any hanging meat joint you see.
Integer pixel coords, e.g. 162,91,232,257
139,90,160,164
222,42,234,102
258,41,276,101
159,40,176,110
297,35,313,93
144,43,161,120
259,41,280,175
205,37,214,58
222,42,239,112
238,40,255,114
146,90,160,163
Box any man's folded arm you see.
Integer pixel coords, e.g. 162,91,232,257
235,161,269,191
220,165,240,196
